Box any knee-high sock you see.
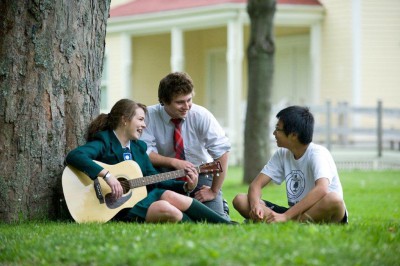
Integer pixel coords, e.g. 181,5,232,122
184,199,231,224
180,212,193,223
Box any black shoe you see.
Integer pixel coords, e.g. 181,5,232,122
223,199,229,215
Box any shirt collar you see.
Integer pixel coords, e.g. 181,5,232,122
112,130,131,150
124,141,131,150
159,104,186,125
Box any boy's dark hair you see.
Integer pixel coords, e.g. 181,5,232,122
158,72,194,105
276,106,314,145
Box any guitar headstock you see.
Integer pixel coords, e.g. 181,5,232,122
198,161,223,175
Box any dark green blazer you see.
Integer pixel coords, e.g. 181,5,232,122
65,129,185,193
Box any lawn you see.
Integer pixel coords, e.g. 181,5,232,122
1,168,399,266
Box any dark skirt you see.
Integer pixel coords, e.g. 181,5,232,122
113,188,166,222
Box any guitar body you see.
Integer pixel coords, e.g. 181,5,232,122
62,160,147,223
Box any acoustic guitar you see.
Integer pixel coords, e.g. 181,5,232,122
62,160,222,223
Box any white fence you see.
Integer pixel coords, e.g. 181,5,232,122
310,101,400,155
308,101,400,170
247,101,400,169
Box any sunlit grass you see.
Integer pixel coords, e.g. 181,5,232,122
1,169,399,265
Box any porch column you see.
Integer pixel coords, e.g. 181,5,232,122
120,33,132,99
171,27,185,72
107,33,132,108
352,0,362,127
227,17,244,164
310,23,321,104
352,0,362,106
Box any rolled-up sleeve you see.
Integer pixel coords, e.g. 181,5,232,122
200,109,231,159
140,123,158,155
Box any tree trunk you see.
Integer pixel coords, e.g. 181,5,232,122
0,0,110,222
243,0,276,184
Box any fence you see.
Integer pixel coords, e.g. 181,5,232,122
310,101,400,154
307,101,400,170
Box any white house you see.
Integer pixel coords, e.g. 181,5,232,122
103,0,400,164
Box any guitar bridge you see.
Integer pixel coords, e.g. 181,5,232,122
93,178,105,204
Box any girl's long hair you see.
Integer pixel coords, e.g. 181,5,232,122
86,99,146,141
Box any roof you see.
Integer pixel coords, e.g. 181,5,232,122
111,0,322,18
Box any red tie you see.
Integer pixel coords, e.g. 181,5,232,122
171,118,185,160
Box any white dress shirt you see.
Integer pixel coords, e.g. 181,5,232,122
140,103,231,166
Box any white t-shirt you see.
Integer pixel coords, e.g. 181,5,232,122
261,143,344,207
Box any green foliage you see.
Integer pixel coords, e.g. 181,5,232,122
1,170,399,266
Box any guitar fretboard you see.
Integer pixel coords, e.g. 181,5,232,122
128,169,188,188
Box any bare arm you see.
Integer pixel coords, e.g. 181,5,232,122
148,151,195,170
248,173,271,220
210,152,229,193
265,178,329,223
97,169,123,199
284,178,329,220
194,152,229,202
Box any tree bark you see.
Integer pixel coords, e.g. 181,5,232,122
243,0,276,184
0,0,110,222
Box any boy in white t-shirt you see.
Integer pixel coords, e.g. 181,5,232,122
233,106,348,224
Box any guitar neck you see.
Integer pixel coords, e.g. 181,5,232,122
128,167,198,188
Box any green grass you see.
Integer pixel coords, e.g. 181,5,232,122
1,169,399,266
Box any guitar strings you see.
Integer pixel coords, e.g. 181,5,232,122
115,165,219,192
119,180,130,191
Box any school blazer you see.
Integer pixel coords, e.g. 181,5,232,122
65,129,185,193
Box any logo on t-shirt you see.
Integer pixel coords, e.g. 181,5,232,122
286,170,305,203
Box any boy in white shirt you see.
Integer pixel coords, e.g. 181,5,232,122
233,106,348,224
140,72,231,220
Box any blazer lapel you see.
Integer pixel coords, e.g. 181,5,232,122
107,130,125,162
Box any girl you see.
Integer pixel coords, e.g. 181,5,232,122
66,99,230,223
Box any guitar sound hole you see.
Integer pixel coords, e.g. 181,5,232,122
118,178,130,194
